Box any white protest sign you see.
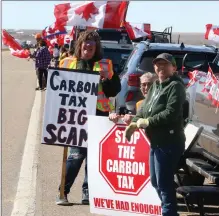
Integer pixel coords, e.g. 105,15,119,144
42,68,100,148
88,116,162,216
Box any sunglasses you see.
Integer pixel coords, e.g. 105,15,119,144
84,40,96,45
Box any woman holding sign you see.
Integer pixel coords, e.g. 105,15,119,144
125,53,186,216
56,30,121,205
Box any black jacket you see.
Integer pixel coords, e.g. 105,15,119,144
102,72,121,98
76,59,121,116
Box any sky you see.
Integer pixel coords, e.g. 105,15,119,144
2,1,219,33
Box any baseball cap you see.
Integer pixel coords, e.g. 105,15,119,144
152,53,176,66
35,33,42,39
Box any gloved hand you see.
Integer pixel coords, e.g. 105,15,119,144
124,122,138,142
137,118,149,128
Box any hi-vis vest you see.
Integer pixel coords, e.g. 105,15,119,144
136,99,143,112
68,57,114,112
59,56,74,68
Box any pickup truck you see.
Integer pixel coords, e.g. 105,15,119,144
115,41,219,186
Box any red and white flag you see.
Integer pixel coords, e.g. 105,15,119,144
42,23,67,39
207,72,218,99
187,69,208,87
208,80,219,108
2,29,23,51
2,29,30,58
9,48,30,58
205,24,219,43
202,66,215,93
124,22,149,40
54,1,129,29
187,70,201,87
212,87,219,108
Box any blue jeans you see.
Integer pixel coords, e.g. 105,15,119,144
60,110,109,196
150,143,185,216
63,147,88,195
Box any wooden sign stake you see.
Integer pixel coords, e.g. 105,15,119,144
60,147,68,199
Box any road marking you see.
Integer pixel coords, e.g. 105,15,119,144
10,91,42,216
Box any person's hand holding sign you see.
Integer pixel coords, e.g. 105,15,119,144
99,70,110,81
124,122,138,142
109,113,120,123
136,118,150,128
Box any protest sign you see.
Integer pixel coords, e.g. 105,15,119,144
42,67,100,148
88,116,162,216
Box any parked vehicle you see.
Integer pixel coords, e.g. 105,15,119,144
116,42,218,113
115,40,219,186
98,28,133,74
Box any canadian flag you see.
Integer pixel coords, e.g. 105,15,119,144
124,22,149,40
212,87,219,107
202,66,215,93
205,24,219,43
207,72,218,99
42,23,67,39
9,48,30,58
187,70,208,87
64,34,71,44
54,1,129,29
2,29,30,58
2,29,22,51
187,70,200,87
208,80,219,107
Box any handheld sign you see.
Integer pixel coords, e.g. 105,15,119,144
88,116,162,216
42,67,100,148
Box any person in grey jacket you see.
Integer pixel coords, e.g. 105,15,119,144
125,53,186,216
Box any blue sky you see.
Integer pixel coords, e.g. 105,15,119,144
2,1,219,33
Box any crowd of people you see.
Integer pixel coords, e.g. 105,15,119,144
29,30,186,216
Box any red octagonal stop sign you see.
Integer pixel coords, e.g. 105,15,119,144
99,124,150,196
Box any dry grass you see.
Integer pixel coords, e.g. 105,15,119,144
3,29,219,47
172,32,218,46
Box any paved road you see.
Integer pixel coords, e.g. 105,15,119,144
2,51,219,216
2,51,101,216
2,51,36,216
